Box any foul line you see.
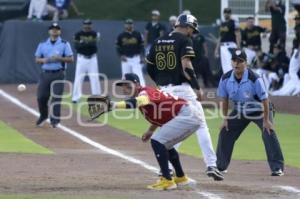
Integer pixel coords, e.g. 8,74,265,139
276,186,300,195
0,89,222,199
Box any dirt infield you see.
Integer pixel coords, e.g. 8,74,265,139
0,84,299,199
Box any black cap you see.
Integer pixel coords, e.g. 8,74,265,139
83,19,92,25
231,49,247,62
246,16,254,20
48,23,61,30
295,15,300,20
125,18,134,24
223,8,232,13
116,73,140,86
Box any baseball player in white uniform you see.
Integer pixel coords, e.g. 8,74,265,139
116,19,145,86
215,8,241,73
72,19,101,103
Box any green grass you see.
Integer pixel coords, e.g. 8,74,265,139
71,0,220,24
0,120,52,154
0,196,129,199
71,97,300,168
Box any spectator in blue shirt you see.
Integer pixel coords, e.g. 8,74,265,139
216,48,284,176
35,23,74,128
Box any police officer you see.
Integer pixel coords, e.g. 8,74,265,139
216,49,284,176
35,23,74,128
116,19,145,86
192,32,216,87
265,0,286,53
242,16,267,66
72,19,101,103
144,10,165,54
215,8,241,74
146,14,224,181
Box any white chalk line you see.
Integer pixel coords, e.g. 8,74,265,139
276,186,300,195
0,89,222,199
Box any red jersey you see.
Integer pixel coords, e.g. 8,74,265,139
138,87,187,126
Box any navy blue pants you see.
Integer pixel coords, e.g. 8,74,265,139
216,110,284,172
37,70,65,124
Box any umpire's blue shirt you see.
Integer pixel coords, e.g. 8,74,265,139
217,69,268,114
35,37,73,70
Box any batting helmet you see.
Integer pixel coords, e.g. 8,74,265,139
175,14,199,33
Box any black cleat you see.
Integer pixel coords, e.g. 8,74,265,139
271,169,284,176
36,117,47,127
206,166,224,181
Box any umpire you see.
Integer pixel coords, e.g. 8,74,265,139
35,23,74,128
216,49,284,176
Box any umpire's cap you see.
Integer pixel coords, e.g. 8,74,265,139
175,14,199,33
231,49,247,62
116,73,140,86
48,22,61,30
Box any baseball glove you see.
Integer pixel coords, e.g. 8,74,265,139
87,95,111,121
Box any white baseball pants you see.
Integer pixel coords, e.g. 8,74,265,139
244,47,256,66
160,83,217,167
121,55,145,86
220,42,237,74
72,54,101,102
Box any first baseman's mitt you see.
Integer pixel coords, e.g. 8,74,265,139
87,95,111,121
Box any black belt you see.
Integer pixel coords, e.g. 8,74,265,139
43,69,63,73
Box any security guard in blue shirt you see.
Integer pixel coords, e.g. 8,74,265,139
216,49,284,176
35,23,74,128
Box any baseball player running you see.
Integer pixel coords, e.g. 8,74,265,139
72,19,101,103
88,73,202,190
215,8,241,73
116,19,145,86
145,14,224,181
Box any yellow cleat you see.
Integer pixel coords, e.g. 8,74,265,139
174,175,194,186
147,177,177,190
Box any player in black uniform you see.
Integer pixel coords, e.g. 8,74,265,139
146,14,224,182
215,8,241,73
144,10,166,54
242,16,267,66
72,19,101,103
265,0,286,53
192,32,216,87
116,19,145,86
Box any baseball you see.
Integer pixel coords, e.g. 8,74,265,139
17,84,26,92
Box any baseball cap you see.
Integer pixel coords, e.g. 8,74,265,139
116,73,140,86
152,10,160,16
223,8,232,13
48,23,61,30
83,19,92,25
231,49,247,62
125,18,134,24
169,15,177,22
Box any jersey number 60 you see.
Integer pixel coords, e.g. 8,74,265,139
155,52,177,70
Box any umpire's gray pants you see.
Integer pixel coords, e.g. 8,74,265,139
151,104,201,150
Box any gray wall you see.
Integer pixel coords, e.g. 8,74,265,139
0,19,218,83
